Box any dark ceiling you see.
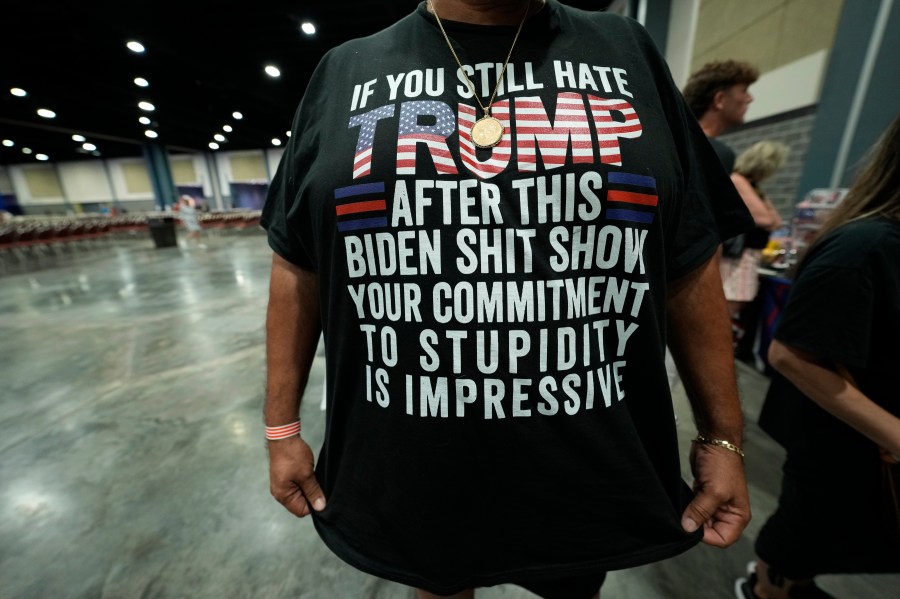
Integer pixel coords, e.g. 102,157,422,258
0,1,614,166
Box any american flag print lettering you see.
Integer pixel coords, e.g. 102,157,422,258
605,172,658,224
396,100,459,176
514,92,593,172
587,96,642,167
335,182,388,232
458,100,511,180
349,105,396,180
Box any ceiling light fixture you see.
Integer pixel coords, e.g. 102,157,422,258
214,134,226,142
272,138,282,146
209,142,220,150
83,143,97,151
223,125,233,132
37,108,56,119
10,87,27,97
22,148,33,155
138,101,155,111
72,134,86,142
301,22,316,35
139,116,151,125
232,111,243,120
144,130,158,139
286,131,291,137
265,65,281,78
127,41,145,53
36,154,49,161
2,139,13,147
134,77,149,87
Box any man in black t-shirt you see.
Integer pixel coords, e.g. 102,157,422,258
262,2,753,597
683,60,759,172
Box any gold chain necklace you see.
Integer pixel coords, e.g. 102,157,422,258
429,0,532,149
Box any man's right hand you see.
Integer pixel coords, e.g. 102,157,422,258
268,435,327,517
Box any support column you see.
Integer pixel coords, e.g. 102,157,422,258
797,0,899,193
205,153,225,210
142,142,177,210
635,0,672,57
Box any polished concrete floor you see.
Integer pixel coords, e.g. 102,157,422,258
1,234,897,598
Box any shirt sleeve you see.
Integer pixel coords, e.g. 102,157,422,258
625,19,753,280
260,52,335,272
774,234,875,369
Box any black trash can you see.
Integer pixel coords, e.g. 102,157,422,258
148,216,178,248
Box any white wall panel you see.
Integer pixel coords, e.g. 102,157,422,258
58,161,114,203
744,50,829,122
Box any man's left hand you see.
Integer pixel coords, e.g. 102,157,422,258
681,442,751,547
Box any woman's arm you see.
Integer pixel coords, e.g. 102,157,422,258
731,173,780,230
769,339,900,456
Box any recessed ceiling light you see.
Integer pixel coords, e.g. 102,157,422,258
144,130,158,139
286,131,291,137
2,139,13,147
272,138,282,146
139,116,151,125
223,125,233,132
134,77,149,87
83,143,97,151
301,22,316,35
214,134,226,142
37,108,56,119
127,41,145,53
232,111,243,120
209,142,220,150
36,154,49,161
22,148,32,155
265,65,281,78
10,87,27,97
72,134,86,142
138,101,155,111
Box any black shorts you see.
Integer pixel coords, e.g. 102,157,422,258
512,572,607,599
755,455,900,578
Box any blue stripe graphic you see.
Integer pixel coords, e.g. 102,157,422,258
608,172,656,189
337,217,388,232
334,182,386,199
607,209,654,224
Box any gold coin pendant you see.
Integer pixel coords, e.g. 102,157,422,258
471,116,504,149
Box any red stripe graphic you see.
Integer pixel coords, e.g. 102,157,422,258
335,200,386,216
607,190,658,206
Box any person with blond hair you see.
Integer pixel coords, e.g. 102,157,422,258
720,141,788,325
735,115,900,599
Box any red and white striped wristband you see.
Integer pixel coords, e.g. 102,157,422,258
265,420,301,440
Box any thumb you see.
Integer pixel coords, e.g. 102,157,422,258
300,474,327,512
681,490,718,533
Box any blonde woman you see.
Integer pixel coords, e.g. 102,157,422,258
720,141,788,323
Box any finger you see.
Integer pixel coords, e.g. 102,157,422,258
272,483,312,518
299,473,327,512
703,503,750,547
680,489,720,536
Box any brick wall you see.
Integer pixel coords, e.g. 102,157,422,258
719,106,817,218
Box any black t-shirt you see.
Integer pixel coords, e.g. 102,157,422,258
761,217,900,472
708,137,735,173
262,1,751,593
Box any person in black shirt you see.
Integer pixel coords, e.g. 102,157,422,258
735,115,900,599
262,2,754,597
683,60,759,172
